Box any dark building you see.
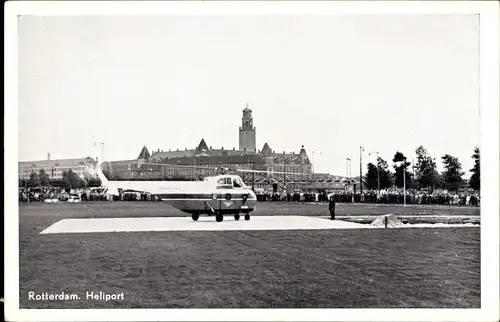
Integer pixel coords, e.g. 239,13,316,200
104,105,355,191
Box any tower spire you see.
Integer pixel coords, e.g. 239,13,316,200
239,102,256,152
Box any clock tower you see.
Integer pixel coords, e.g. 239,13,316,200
238,103,256,152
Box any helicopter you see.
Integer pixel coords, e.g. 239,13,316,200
94,164,257,222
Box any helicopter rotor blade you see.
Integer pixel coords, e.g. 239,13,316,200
233,168,310,176
229,168,355,182
139,162,219,171
130,162,355,182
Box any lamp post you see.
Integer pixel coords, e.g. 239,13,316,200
359,146,364,194
369,151,380,194
94,141,104,163
431,157,436,193
346,157,351,191
412,158,416,180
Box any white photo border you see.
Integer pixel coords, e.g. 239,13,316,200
5,1,499,321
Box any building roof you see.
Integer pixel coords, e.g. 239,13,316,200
136,137,313,169
196,138,210,152
150,149,197,160
261,143,272,155
159,154,266,166
138,146,151,159
19,157,96,168
298,145,311,165
150,144,261,160
267,153,302,164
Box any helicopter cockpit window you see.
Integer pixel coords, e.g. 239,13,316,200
233,178,242,188
217,177,233,189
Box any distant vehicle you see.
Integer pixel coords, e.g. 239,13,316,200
87,187,108,200
59,192,70,201
90,187,106,194
253,188,265,195
122,191,141,201
67,194,81,203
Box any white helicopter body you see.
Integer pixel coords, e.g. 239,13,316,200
94,165,257,222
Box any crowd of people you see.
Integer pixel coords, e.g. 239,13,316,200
20,186,480,207
19,187,160,203
256,188,480,206
19,187,109,202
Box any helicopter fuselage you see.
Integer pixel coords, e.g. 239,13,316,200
97,168,257,222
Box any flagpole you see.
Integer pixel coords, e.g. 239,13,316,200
403,165,406,207
94,140,104,163
359,146,363,195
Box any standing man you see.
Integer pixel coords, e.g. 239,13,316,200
329,195,336,220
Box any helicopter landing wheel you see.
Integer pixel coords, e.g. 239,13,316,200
216,213,223,222
234,213,240,221
191,213,199,221
244,214,250,221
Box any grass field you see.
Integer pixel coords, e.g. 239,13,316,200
19,202,481,308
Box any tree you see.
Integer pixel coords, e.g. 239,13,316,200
28,171,40,187
414,145,438,190
377,157,393,189
51,179,68,188
62,169,84,189
392,151,412,188
83,171,102,188
86,177,102,187
365,163,378,190
19,179,28,188
433,170,446,189
441,154,464,191
38,169,50,187
469,147,480,191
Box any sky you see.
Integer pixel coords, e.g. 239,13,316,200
17,14,480,177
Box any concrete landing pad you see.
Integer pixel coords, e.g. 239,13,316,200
39,216,367,234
